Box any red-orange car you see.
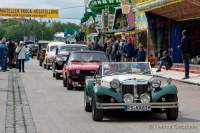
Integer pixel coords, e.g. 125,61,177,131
62,51,108,90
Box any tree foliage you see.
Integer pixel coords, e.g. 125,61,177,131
0,19,80,41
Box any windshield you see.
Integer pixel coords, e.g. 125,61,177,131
50,46,58,51
68,52,108,62
60,45,88,52
102,62,151,76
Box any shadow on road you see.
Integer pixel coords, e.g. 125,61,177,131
100,110,200,123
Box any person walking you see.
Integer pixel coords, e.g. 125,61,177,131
0,38,8,72
179,30,192,79
16,41,26,72
136,44,146,62
123,38,136,62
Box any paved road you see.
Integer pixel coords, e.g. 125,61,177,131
1,59,200,133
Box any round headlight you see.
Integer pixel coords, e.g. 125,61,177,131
151,78,161,88
110,79,120,89
124,93,134,104
140,93,151,103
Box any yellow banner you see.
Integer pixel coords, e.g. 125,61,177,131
0,8,59,18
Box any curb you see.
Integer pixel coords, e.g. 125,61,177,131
154,75,200,86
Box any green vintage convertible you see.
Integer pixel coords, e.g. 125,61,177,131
84,62,178,121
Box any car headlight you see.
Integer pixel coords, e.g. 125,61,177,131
124,93,134,104
151,78,161,88
110,79,120,89
56,57,63,65
140,93,151,103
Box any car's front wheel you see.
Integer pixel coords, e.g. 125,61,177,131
66,78,73,90
84,92,92,112
63,77,67,87
55,73,60,80
166,95,178,120
92,95,103,121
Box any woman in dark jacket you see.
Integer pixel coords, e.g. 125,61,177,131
137,44,146,62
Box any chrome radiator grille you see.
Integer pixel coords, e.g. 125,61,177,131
122,84,149,96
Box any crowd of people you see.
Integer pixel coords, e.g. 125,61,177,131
87,36,146,63
0,38,27,72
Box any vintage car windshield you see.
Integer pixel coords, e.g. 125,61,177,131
50,46,58,51
60,45,88,52
58,54,69,61
68,52,108,62
102,62,151,76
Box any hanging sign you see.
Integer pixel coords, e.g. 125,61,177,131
121,0,131,14
0,8,59,18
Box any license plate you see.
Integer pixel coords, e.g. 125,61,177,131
125,104,151,111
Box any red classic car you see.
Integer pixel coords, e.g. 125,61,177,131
62,51,109,90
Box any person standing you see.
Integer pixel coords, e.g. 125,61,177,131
123,38,136,62
16,41,26,72
0,38,8,72
7,39,16,68
137,44,146,62
179,30,192,79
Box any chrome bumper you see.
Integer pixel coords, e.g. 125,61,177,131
55,70,63,73
96,102,178,110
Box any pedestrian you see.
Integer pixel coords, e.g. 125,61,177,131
110,38,120,62
136,44,146,62
16,41,26,72
156,50,173,72
106,39,112,61
123,38,136,62
7,39,16,68
179,30,192,79
0,38,8,72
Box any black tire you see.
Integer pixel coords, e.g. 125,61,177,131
66,78,73,90
63,78,67,87
39,61,42,66
84,92,92,112
55,73,60,79
47,65,51,70
44,64,46,69
92,95,103,121
166,95,179,120
53,73,55,78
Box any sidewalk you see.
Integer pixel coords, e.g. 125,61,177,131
0,71,8,133
152,68,200,85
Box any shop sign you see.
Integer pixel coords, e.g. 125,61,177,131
102,10,109,32
121,0,131,14
96,15,102,33
127,9,135,28
0,8,59,18
108,14,115,32
135,11,148,30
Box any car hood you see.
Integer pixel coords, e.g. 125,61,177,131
67,62,100,70
101,74,153,87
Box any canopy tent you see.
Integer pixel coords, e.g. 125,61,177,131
88,0,121,14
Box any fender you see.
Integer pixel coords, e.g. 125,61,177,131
85,79,96,97
94,86,122,103
151,83,178,102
